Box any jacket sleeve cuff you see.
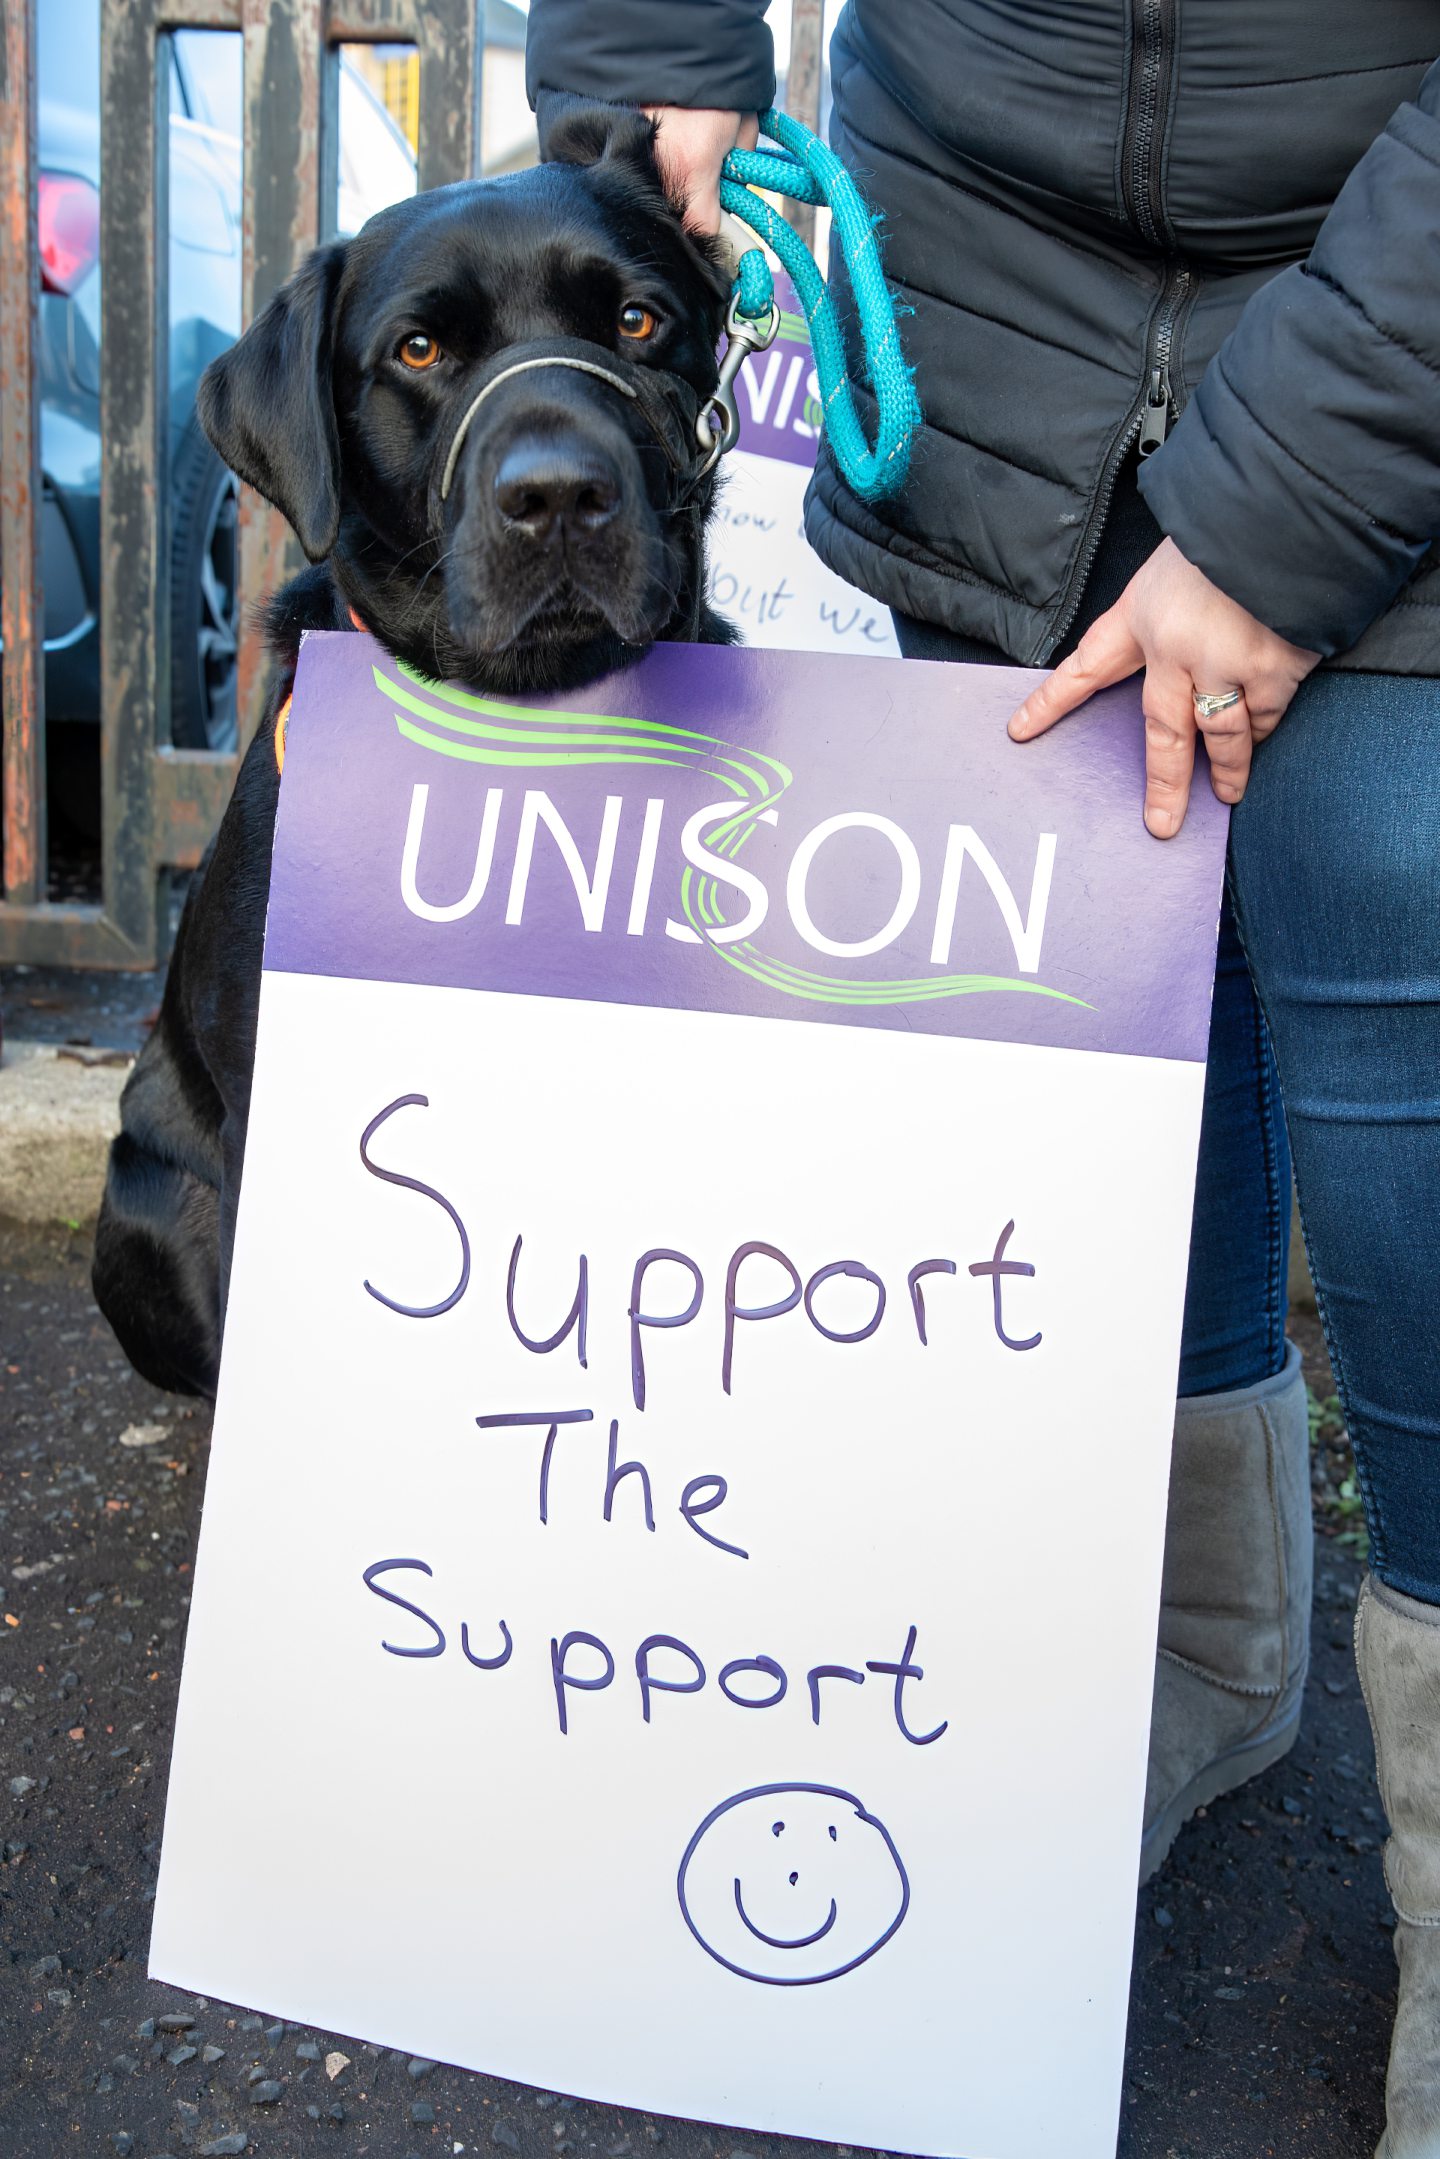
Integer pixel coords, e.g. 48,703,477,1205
1136,348,1430,657
526,0,776,117
1137,66,1440,657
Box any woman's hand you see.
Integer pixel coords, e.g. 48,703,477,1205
1008,538,1321,837
644,106,759,234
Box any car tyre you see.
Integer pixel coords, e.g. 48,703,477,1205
169,421,239,753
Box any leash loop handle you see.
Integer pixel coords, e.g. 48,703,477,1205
718,105,919,501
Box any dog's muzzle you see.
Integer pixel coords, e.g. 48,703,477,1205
435,336,719,512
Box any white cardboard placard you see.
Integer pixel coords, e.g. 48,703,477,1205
152,634,1227,2159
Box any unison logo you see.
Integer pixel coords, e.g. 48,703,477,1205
376,661,1089,1012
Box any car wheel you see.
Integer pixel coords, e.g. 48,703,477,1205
169,423,239,753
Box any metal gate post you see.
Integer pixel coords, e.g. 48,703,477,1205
237,0,483,750
784,0,825,249
95,0,242,969
323,0,482,197
235,0,324,752
0,0,481,965
409,0,484,196
0,0,44,911
0,0,240,967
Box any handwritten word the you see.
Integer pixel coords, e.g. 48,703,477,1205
473,1410,748,1558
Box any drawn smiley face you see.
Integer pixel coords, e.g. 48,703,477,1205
676,1783,909,1985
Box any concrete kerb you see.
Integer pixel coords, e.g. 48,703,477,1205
0,1039,130,1225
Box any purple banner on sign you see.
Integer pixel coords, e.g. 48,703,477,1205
264,630,1228,1064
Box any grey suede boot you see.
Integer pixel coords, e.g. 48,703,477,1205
1139,1341,1313,1884
1356,1574,1440,2159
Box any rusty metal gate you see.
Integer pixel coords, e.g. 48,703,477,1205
0,0,824,971
0,0,482,968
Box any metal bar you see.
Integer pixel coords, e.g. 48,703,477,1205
235,0,480,740
0,738,236,965
412,0,481,193
2,0,494,967
0,0,45,906
317,0,482,216
159,0,243,24
94,0,172,965
152,748,240,871
0,0,252,969
326,0,475,64
784,0,825,250
319,35,342,246
236,0,324,749
325,0,411,37
0,901,149,969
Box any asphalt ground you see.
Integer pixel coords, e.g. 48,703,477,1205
0,1218,1392,2159
1,962,165,1060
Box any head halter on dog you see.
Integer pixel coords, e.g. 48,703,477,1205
439,353,640,500
432,335,743,516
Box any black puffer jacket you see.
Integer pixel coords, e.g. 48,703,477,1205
527,1,1440,673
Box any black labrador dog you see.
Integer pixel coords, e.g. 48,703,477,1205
92,105,736,1399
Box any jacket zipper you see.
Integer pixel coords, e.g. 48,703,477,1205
1048,262,1192,650
1137,266,1189,456
1043,0,1185,656
1121,0,1175,246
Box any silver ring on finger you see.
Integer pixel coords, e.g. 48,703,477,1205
1192,685,1243,721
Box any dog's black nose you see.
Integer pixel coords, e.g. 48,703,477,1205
494,433,622,542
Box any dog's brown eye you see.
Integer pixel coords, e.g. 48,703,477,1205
398,333,441,370
618,304,658,342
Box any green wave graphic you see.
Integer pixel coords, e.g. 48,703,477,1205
374,660,1091,1014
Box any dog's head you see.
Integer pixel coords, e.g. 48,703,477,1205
198,107,731,691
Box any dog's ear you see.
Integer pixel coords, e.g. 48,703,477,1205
539,95,665,190
197,242,346,563
539,95,729,305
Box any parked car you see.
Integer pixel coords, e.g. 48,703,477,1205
28,5,416,830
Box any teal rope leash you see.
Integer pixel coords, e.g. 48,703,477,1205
712,105,920,501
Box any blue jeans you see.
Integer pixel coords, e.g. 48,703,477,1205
1231,669,1440,1603
1178,892,1291,1399
896,592,1440,1600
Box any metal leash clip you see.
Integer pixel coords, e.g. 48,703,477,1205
696,291,782,473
